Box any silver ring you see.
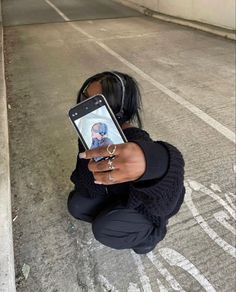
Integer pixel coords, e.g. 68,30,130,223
107,158,115,170
106,144,117,156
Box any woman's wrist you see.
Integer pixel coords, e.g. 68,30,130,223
130,140,169,182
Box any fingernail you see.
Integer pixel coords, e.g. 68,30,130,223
79,152,86,159
94,181,102,185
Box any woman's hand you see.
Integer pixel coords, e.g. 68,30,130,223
79,143,146,185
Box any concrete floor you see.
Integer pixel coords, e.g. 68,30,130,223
2,0,236,291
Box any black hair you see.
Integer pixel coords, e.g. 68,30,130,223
77,71,143,128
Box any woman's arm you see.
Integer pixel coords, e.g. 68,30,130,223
128,141,185,218
129,140,169,181
78,128,185,217
123,127,185,217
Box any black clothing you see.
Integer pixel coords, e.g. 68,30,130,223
92,203,166,253
67,189,167,254
69,127,185,251
71,128,185,218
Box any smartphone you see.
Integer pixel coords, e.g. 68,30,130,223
68,94,127,160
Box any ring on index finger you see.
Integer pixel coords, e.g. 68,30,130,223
106,144,117,156
107,158,115,170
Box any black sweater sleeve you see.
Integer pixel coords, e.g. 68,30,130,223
124,127,169,181
124,128,185,218
132,140,169,181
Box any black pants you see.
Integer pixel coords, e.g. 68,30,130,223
67,190,165,253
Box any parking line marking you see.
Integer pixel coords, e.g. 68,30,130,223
44,0,235,144
45,0,70,21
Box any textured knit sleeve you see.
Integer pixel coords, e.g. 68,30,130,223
123,127,169,181
127,141,185,218
132,140,169,181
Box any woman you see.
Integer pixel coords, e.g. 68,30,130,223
68,71,185,254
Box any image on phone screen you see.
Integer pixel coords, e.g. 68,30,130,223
74,105,124,151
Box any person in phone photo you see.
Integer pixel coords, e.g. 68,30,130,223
90,122,113,149
68,71,185,254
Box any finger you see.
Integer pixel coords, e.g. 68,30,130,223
93,170,120,185
88,157,118,172
79,144,121,160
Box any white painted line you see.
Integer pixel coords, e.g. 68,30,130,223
44,0,70,21
130,251,153,291
147,251,184,291
210,183,222,192
188,179,236,220
44,0,236,144
213,211,236,235
94,41,235,144
69,22,94,39
225,192,236,210
156,279,168,292
98,275,119,292
128,282,141,292
185,183,236,258
159,248,216,292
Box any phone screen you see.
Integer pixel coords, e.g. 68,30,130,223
69,94,127,161
73,104,124,151
74,105,124,149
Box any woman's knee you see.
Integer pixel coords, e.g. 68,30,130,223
92,208,152,249
67,190,92,222
92,209,122,247
67,190,80,217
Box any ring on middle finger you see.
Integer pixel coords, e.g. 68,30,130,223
107,158,115,170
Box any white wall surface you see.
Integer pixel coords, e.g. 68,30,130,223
127,0,236,30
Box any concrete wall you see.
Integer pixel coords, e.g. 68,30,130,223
126,0,236,30
0,0,16,290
